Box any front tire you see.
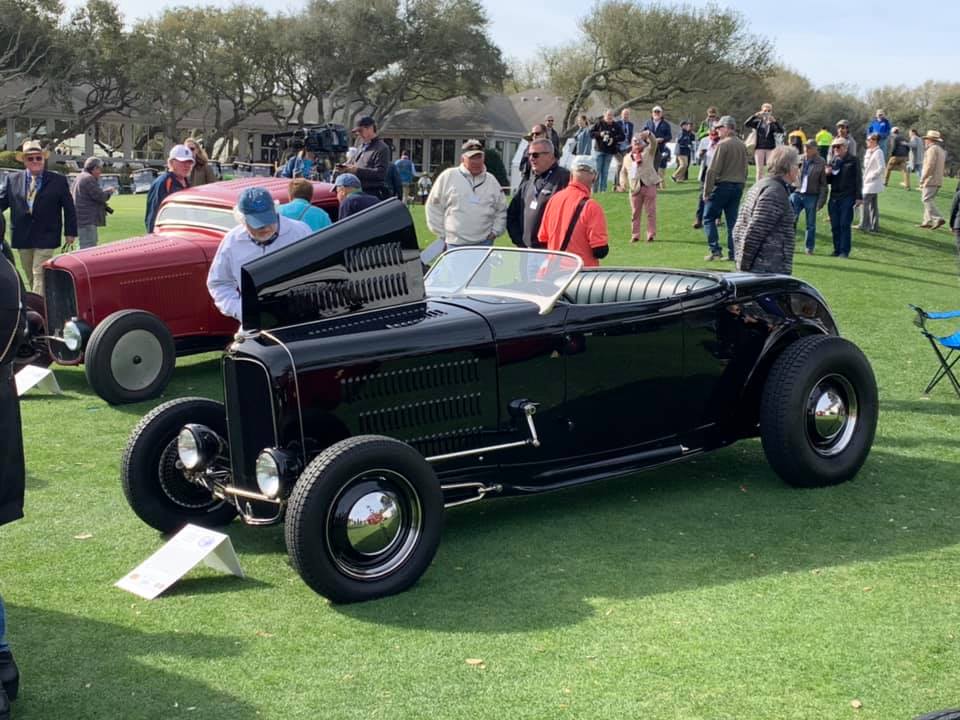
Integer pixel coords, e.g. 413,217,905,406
121,397,237,532
760,335,878,488
285,435,443,603
84,310,176,405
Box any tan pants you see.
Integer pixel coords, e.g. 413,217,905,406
17,248,55,295
672,155,690,181
922,185,944,225
754,148,773,179
885,156,909,188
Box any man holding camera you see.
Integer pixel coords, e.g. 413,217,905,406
336,116,391,200
72,157,117,250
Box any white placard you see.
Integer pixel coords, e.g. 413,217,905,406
15,365,62,396
115,524,244,600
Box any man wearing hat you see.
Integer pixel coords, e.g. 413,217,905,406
334,173,379,219
671,120,696,183
337,116,391,200
145,144,195,233
919,130,947,229
642,106,673,182
426,140,506,249
827,120,856,164
0,140,77,295
72,157,117,249
825,136,862,257
537,155,609,267
702,116,749,261
206,186,312,322
791,140,829,255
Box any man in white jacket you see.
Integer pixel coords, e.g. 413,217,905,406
207,186,311,322
426,139,507,249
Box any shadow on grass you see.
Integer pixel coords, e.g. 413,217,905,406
8,605,260,719
819,261,958,290
334,446,960,634
164,573,273,597
883,398,959,415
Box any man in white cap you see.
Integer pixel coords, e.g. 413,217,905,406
537,155,609,267
145,144,195,232
919,130,946,229
426,140,506,249
206,186,311,322
642,105,673,182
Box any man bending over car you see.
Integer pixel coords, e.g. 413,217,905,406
207,186,311,322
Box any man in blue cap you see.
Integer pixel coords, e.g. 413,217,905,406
334,173,379,219
206,186,312,322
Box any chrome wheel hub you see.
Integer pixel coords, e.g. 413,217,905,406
327,469,422,580
111,330,163,391
806,374,858,457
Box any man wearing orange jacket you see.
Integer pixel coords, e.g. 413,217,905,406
537,155,609,267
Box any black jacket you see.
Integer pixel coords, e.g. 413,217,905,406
590,120,624,154
745,114,784,150
507,164,570,248
827,155,862,201
0,255,25,527
0,170,78,250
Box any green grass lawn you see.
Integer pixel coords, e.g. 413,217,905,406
3,177,960,719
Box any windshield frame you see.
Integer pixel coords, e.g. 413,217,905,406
154,201,237,234
424,246,583,315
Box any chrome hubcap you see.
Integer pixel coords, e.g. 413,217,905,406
806,374,858,456
111,330,163,391
327,469,422,580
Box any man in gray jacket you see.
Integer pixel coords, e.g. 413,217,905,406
790,140,829,254
72,157,116,249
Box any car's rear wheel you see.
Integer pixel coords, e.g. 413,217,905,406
84,309,175,405
121,397,237,533
285,435,443,603
13,291,53,371
760,335,878,488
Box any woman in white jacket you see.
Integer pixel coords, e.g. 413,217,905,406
859,133,885,232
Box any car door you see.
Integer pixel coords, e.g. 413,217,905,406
561,295,685,455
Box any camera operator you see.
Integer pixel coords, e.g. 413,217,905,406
72,157,116,250
336,117,391,200
278,145,318,180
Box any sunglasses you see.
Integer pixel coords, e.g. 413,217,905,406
527,152,551,159
24,155,44,162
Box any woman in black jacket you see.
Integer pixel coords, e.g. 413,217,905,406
590,109,625,193
745,103,784,180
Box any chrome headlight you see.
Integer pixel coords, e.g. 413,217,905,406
177,424,223,471
255,448,302,499
62,318,92,352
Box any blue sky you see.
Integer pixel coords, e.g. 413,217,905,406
80,0,960,93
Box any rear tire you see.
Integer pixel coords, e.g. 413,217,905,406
760,335,878,488
85,309,175,405
285,435,443,603
121,397,237,532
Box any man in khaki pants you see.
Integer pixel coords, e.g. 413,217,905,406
919,130,947,229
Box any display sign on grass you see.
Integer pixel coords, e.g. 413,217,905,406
116,524,244,600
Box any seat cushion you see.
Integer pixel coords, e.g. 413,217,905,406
565,270,719,304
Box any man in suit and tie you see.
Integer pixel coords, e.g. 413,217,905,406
0,140,77,296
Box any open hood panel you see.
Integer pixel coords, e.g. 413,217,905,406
240,199,424,331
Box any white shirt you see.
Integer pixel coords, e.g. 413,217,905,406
426,166,507,246
206,216,312,321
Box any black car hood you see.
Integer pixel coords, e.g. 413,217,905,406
240,199,424,331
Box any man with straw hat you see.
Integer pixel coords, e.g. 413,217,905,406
0,140,77,295
918,130,946,229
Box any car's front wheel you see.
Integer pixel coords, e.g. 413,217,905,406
84,310,176,405
285,435,443,603
760,335,878,488
121,397,237,533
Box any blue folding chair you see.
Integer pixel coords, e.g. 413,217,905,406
910,305,960,398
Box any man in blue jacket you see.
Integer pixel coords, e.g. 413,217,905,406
145,145,194,233
643,106,673,183
867,109,892,162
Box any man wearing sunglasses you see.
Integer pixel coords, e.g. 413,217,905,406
0,140,77,296
507,139,570,249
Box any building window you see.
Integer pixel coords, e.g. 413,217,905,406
494,140,504,157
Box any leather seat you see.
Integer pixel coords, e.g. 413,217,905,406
564,270,719,304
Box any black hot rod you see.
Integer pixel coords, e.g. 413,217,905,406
122,199,878,603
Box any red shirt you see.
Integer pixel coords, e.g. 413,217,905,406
536,180,608,267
